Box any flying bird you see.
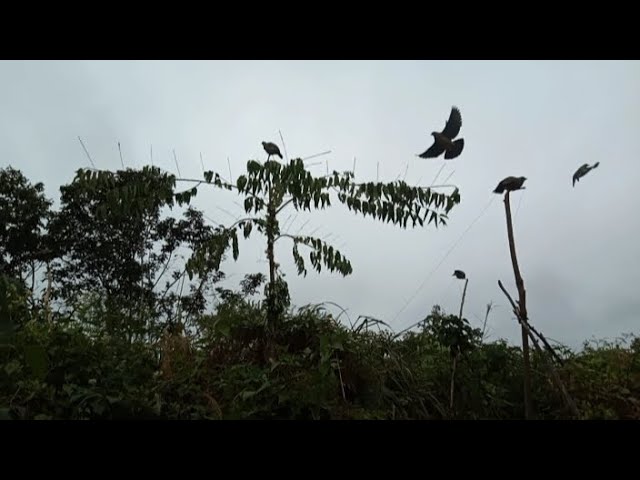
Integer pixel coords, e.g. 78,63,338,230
452,270,466,280
493,176,527,194
418,106,465,160
572,162,600,187
262,141,283,159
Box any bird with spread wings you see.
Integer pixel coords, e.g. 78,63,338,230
418,106,465,160
572,162,600,187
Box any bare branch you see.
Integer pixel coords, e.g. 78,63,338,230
173,149,182,177
278,130,289,162
77,136,97,169
118,141,125,169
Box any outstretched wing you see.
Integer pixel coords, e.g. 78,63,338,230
418,140,445,158
573,164,589,181
441,106,462,140
573,163,599,186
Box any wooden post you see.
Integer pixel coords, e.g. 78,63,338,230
503,191,534,420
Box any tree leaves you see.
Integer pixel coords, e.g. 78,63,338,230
50,154,460,335
335,179,459,229
24,344,48,380
287,236,353,277
232,231,239,261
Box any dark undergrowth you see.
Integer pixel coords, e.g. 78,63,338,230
2,296,639,420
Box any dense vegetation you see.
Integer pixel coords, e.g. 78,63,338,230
1,162,638,420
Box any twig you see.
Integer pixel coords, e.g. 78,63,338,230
302,150,332,162
450,277,469,411
430,163,446,187
498,280,579,417
173,149,182,177
481,302,494,343
78,136,96,169
402,162,410,182
295,218,311,236
278,130,289,162
118,141,125,169
441,169,456,185
527,321,565,366
320,301,353,328
336,355,347,401
227,157,233,184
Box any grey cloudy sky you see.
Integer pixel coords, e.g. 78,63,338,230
1,60,639,349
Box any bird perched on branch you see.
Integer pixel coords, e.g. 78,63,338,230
452,270,466,280
262,141,283,159
493,176,527,194
572,162,600,187
418,106,465,160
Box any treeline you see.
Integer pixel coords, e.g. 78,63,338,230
1,164,638,419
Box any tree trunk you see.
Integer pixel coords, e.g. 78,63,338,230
265,164,278,329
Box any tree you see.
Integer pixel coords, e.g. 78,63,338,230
49,166,226,339
188,155,461,329
0,166,53,315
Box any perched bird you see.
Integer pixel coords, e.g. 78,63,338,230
262,141,283,159
493,176,527,194
452,270,466,280
572,162,600,187
418,106,465,160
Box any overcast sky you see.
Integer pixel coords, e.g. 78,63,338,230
1,60,639,349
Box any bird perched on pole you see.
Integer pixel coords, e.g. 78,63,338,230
493,176,527,194
418,106,465,160
262,141,283,159
453,270,466,280
572,162,600,187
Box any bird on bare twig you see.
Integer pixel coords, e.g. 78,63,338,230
493,176,527,194
418,106,465,160
262,141,283,159
572,162,600,187
453,270,466,280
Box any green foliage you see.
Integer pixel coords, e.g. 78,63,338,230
0,274,29,340
49,167,225,338
420,305,482,357
1,158,637,420
205,157,461,327
2,294,639,420
0,167,53,280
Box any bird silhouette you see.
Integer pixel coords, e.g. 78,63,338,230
453,270,466,280
262,141,283,159
572,162,600,187
493,176,527,194
418,106,465,160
